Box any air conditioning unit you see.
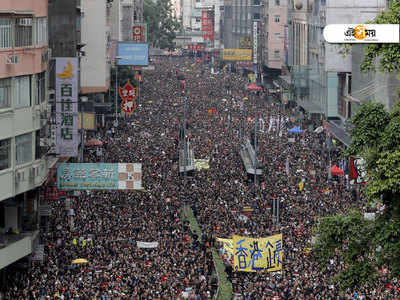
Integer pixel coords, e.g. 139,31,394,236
15,170,25,183
5,55,18,65
19,18,32,26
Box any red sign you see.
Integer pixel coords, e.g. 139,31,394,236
132,25,147,42
187,44,205,51
119,80,137,114
201,10,214,41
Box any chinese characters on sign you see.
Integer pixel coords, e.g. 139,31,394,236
56,58,78,157
201,10,214,41
233,234,283,272
132,23,148,43
187,44,205,51
57,163,142,190
119,80,137,115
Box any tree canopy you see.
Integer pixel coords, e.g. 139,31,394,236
313,102,400,291
143,0,181,49
360,1,400,73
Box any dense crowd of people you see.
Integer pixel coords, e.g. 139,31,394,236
2,55,400,299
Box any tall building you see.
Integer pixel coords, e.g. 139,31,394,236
279,0,387,141
80,0,111,95
0,0,50,270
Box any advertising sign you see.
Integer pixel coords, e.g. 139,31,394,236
57,163,142,190
201,10,214,41
253,21,258,64
132,23,148,42
117,42,149,66
188,44,205,51
222,49,252,61
240,36,252,49
56,57,79,157
77,113,96,130
323,24,399,43
119,80,137,115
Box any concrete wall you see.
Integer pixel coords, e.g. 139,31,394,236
80,0,109,93
48,0,78,58
0,0,47,17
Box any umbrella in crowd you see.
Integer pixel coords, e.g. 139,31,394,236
331,165,345,176
85,138,103,147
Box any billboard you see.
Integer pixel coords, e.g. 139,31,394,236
239,36,252,49
77,113,96,130
201,10,214,41
56,57,79,157
222,49,252,61
117,42,149,66
132,23,148,43
188,44,205,51
253,21,258,64
57,163,142,190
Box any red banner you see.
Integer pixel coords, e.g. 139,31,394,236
188,44,205,51
132,24,147,42
201,10,214,41
119,80,137,115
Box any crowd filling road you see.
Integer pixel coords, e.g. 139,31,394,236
2,56,400,299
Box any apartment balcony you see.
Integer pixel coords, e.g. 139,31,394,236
0,230,39,269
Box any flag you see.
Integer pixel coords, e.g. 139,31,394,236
299,182,304,192
349,156,358,180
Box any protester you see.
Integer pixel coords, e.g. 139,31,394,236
2,56,398,300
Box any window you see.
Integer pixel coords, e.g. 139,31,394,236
254,13,261,20
274,49,280,58
195,17,201,23
36,72,46,105
0,139,11,170
0,78,11,109
274,15,280,23
275,0,280,5
274,32,280,40
0,18,12,48
15,18,33,47
14,76,31,108
15,133,32,165
34,17,47,46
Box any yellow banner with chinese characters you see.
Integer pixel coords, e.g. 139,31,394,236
216,238,234,257
222,49,252,61
233,234,283,272
194,159,210,171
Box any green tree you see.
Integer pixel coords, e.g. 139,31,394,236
360,1,400,73
313,102,400,291
144,0,181,49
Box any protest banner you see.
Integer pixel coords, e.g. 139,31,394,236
233,234,283,272
216,238,234,257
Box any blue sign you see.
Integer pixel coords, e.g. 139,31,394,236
117,42,149,66
57,163,119,190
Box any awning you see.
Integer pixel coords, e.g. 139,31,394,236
328,121,351,146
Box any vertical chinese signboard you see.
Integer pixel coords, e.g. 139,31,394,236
201,10,214,41
56,57,78,157
253,21,258,64
284,25,289,66
132,23,148,43
119,80,137,115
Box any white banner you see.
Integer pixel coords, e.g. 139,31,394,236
137,241,159,248
56,57,79,157
323,24,399,43
253,21,258,63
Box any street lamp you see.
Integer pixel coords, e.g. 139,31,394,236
114,56,123,125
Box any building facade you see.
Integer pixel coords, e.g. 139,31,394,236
280,0,388,138
0,0,50,270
